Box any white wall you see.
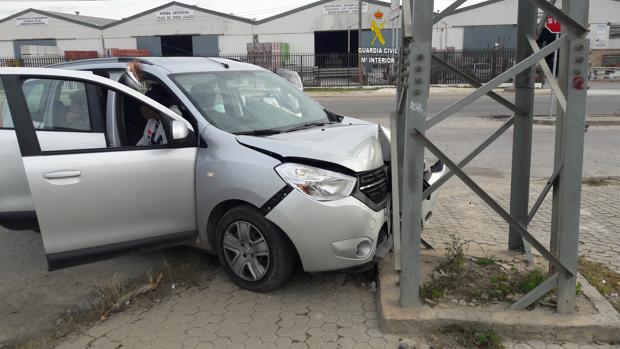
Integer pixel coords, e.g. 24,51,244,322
0,11,103,41
432,27,464,50
56,38,104,54
103,37,137,50
218,35,253,53
102,4,253,39
254,0,390,34
0,41,14,57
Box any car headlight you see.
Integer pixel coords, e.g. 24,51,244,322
275,163,357,201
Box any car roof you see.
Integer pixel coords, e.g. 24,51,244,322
50,56,265,74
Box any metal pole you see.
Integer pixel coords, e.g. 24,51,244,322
348,28,351,53
508,0,537,252
400,0,434,307
551,0,590,314
548,32,560,117
358,0,363,86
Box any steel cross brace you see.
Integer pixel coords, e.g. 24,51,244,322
430,54,526,116
433,0,468,25
424,117,515,198
528,167,562,224
426,35,568,129
525,35,567,112
413,130,573,277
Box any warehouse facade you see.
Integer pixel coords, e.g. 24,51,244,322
0,0,618,70
431,0,620,68
0,0,395,58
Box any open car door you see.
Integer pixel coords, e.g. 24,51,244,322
1,68,198,270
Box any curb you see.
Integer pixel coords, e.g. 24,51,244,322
377,253,620,343
533,116,620,126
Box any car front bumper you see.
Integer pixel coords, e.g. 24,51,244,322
265,189,387,273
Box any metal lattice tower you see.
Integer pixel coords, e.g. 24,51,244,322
392,0,590,313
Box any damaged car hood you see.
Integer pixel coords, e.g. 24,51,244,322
237,123,385,172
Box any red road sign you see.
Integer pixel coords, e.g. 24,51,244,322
545,16,561,33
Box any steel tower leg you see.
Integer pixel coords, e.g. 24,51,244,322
551,0,590,314
508,0,537,252
399,0,434,307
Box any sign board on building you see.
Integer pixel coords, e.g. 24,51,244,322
390,0,400,20
545,16,561,34
15,16,49,26
155,9,195,21
589,23,610,49
321,2,368,15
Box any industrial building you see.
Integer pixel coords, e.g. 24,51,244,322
0,0,397,58
430,0,620,68
0,0,618,70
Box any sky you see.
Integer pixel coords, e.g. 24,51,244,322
0,0,487,21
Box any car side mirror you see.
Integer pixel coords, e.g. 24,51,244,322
171,120,191,144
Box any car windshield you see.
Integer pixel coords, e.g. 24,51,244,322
172,71,331,134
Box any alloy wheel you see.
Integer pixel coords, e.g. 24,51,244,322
222,221,270,281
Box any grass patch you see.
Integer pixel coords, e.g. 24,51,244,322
421,234,553,306
515,269,547,294
579,258,620,312
476,256,498,267
430,325,504,349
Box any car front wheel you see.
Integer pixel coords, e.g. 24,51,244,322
215,205,295,292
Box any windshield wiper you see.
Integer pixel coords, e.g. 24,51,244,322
235,129,282,136
283,121,338,133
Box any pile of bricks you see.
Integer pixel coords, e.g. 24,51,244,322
108,48,151,57
64,51,99,60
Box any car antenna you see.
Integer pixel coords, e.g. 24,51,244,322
205,57,229,69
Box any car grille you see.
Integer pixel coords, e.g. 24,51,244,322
358,167,389,204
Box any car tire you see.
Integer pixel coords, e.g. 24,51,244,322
215,205,295,292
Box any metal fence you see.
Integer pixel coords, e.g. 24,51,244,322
0,49,519,87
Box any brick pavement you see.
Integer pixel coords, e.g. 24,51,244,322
423,178,620,272
55,179,620,349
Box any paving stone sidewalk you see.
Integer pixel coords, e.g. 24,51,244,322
56,179,620,349
423,178,620,272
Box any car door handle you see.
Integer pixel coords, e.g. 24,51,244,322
44,170,82,179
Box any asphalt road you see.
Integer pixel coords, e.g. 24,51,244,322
314,93,620,179
315,93,620,120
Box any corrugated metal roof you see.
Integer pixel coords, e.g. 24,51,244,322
45,11,116,26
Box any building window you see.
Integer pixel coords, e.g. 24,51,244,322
610,24,620,38
602,55,620,67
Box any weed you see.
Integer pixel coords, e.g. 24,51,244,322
516,269,546,294
576,281,583,295
579,258,620,312
476,256,498,267
433,325,504,349
472,329,503,349
439,234,471,274
422,234,471,301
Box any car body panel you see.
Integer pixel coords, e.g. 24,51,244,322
0,129,33,213
195,125,285,251
23,148,197,255
265,189,386,272
1,68,198,264
237,124,384,173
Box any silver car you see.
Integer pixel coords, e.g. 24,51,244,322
0,58,445,291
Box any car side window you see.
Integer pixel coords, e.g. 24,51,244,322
0,79,11,129
19,78,107,152
22,79,95,132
